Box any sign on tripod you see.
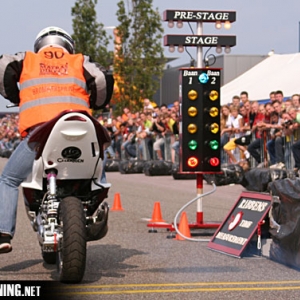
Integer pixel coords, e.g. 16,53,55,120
207,191,272,257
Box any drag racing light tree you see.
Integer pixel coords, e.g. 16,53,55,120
161,8,236,229
163,9,235,174
180,68,221,173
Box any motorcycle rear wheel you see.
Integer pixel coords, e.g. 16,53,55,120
56,196,86,283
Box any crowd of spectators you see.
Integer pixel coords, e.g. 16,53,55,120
0,114,20,158
2,91,300,175
99,90,300,174
99,98,180,163
220,90,300,172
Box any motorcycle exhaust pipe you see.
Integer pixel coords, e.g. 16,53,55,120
86,202,109,242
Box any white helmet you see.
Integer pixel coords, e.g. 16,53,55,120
34,26,75,54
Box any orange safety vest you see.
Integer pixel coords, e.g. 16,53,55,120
19,47,91,137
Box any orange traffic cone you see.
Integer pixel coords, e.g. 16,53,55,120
111,192,124,211
175,212,191,240
149,202,166,223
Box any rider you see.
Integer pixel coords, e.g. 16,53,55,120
0,26,114,253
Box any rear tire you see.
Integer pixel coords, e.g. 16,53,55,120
57,196,86,283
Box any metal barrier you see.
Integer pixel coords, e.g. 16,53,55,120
284,134,294,170
221,129,296,170
254,129,295,170
116,130,297,171
120,134,175,162
140,138,148,160
221,133,230,164
164,133,173,162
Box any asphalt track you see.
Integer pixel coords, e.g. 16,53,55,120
0,157,299,299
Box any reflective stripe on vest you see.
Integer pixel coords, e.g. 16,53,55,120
20,77,87,91
19,96,89,113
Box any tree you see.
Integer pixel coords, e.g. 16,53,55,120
71,0,112,69
113,0,165,115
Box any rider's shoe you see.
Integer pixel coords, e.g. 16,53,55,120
0,235,12,254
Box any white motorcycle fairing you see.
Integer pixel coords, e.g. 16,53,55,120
21,111,111,191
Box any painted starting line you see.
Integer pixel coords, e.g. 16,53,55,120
49,280,300,296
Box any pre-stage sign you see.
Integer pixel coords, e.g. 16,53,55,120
207,191,272,257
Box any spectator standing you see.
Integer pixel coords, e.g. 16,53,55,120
269,91,276,102
162,112,173,161
291,94,300,111
167,112,176,132
232,95,241,107
124,132,138,159
240,91,249,104
160,104,168,115
258,104,266,116
171,113,179,163
116,122,128,158
102,118,116,159
135,117,149,160
121,107,132,122
249,101,259,130
283,107,297,167
111,118,122,158
220,105,232,148
264,102,274,123
150,113,165,160
153,106,160,115
266,112,285,169
142,112,153,129
223,106,244,164
246,107,267,167
243,100,251,116
172,100,180,115
275,90,284,103
283,99,292,112
236,104,251,158
126,118,137,134
121,120,138,159
289,108,300,172
140,112,154,159
272,100,284,115
143,98,154,111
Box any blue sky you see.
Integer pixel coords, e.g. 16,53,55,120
1,0,299,62
0,0,299,109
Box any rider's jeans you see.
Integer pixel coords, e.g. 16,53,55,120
0,135,36,237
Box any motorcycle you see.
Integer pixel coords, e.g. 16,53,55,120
21,109,111,283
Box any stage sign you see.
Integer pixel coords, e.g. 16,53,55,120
163,10,236,23
164,35,236,47
207,191,272,258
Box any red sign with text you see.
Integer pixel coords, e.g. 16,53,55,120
207,191,272,258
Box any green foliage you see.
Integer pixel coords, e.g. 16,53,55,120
71,0,113,68
71,0,165,117
113,0,165,116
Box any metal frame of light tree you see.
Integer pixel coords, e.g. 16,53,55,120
147,9,236,232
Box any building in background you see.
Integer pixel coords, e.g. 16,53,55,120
153,54,267,106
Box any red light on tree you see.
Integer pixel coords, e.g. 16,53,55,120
187,157,199,168
209,157,220,167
